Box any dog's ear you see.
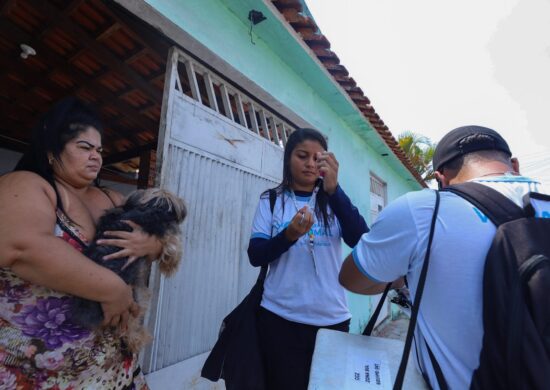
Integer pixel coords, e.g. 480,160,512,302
174,197,187,223
125,188,187,224
124,190,145,211
161,191,186,224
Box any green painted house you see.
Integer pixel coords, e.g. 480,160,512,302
111,1,424,387
0,1,424,388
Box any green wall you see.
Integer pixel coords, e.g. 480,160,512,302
144,0,420,333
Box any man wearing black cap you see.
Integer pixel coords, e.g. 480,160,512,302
339,126,547,389
432,125,519,190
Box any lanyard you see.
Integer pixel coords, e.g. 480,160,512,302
289,180,323,275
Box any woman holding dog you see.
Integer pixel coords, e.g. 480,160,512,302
248,128,369,389
0,98,160,389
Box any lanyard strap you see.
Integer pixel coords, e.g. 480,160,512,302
289,181,323,275
289,179,323,220
289,189,317,215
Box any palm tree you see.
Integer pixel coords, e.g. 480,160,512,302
398,131,436,181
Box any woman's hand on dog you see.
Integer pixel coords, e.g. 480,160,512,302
101,283,139,328
97,220,163,269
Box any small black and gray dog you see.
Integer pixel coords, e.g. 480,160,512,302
72,188,187,352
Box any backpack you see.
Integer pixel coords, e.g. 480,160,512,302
439,182,550,390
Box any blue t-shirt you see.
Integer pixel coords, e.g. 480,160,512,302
352,175,548,389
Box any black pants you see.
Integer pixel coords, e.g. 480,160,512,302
258,307,350,390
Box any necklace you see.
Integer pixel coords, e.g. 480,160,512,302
289,181,323,275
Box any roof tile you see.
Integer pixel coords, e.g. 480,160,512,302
272,0,425,186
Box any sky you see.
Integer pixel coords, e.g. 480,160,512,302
305,0,550,187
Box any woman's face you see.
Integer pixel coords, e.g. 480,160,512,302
53,127,103,187
289,139,324,191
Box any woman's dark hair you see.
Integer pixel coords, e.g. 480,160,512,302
15,97,104,211
270,128,333,230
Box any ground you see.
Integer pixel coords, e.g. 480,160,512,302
371,314,409,341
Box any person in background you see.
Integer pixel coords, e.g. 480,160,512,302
248,128,368,390
339,125,548,389
0,97,163,389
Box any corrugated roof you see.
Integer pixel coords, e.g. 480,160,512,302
271,0,426,187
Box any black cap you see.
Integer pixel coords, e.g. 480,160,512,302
432,125,512,172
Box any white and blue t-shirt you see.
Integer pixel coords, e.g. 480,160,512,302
250,188,356,326
352,175,548,389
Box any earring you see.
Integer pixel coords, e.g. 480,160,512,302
48,158,54,165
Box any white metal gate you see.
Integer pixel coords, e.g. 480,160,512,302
143,47,296,387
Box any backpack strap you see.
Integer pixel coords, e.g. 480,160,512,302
523,191,550,217
362,283,392,336
444,182,524,226
394,190,441,390
257,189,277,283
425,341,448,390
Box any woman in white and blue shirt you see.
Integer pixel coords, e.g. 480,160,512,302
248,128,368,390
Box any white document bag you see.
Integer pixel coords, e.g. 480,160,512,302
308,329,427,390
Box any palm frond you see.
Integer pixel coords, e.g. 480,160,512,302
397,131,437,182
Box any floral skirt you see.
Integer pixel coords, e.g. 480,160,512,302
0,270,149,390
